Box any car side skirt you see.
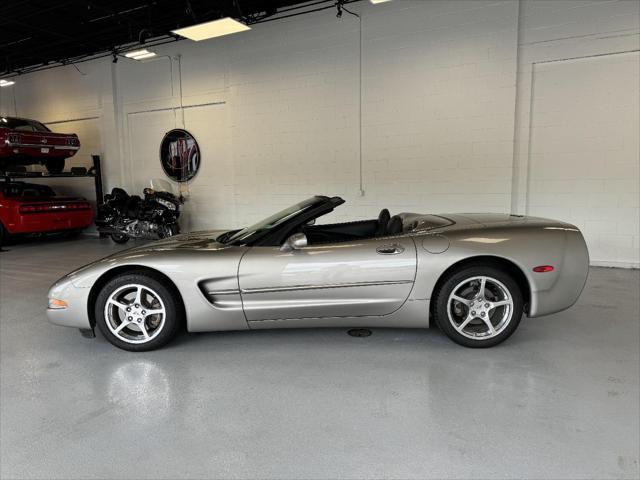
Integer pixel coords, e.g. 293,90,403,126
246,298,429,330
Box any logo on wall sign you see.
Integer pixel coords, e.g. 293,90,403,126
159,129,200,182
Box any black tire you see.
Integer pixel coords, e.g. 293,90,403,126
0,222,7,247
63,229,83,239
433,265,524,348
0,222,18,247
111,232,130,244
44,158,65,174
95,271,183,352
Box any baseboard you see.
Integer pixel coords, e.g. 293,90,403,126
590,261,640,270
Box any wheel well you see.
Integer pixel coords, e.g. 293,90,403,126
430,256,531,314
87,265,186,329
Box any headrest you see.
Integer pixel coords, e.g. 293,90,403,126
387,215,403,235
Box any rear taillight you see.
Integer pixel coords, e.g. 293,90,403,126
62,202,90,210
19,202,91,214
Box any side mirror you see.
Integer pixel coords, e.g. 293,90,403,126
280,232,307,252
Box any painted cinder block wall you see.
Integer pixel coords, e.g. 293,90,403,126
0,0,638,267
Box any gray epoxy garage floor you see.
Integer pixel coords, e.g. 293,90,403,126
1,236,638,480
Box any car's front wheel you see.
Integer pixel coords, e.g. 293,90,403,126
433,265,524,348
95,272,183,351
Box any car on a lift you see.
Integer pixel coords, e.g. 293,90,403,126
0,180,93,245
0,116,80,174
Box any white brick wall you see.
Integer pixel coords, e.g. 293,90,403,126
1,0,638,266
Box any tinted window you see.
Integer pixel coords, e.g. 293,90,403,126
0,117,51,132
1,183,56,197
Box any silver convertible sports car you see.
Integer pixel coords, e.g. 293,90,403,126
47,196,589,351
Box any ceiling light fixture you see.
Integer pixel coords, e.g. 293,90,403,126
125,49,157,60
132,52,157,60
0,79,15,87
370,0,392,3
171,17,250,41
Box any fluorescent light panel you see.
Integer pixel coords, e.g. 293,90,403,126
0,79,15,87
370,0,392,3
172,17,250,41
125,49,156,60
125,49,150,58
132,52,157,60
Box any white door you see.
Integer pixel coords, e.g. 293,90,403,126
527,51,639,267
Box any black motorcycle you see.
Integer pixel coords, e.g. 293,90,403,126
96,185,182,244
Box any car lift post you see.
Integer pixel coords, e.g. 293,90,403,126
91,154,104,207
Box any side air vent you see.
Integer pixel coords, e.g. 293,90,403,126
198,280,242,310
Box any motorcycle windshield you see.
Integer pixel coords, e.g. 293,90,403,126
150,178,174,193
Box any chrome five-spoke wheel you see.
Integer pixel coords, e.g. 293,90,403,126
447,276,513,339
434,265,524,348
96,272,182,351
104,284,166,344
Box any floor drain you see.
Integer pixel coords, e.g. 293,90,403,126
348,328,372,337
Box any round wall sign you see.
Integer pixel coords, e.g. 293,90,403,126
159,129,200,182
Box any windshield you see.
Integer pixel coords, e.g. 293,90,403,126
1,117,51,132
223,197,321,245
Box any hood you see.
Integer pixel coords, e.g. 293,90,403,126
116,230,230,256
60,229,232,283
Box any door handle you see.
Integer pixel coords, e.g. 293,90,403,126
376,243,405,255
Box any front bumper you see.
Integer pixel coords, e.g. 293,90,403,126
46,278,92,329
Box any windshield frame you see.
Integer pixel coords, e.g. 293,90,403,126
222,197,328,246
219,196,345,247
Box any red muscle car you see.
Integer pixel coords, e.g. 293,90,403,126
0,181,93,245
0,116,80,174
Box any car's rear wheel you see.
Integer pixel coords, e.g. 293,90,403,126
44,158,65,174
95,272,183,351
433,265,523,348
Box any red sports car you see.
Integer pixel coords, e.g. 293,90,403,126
0,116,80,174
0,181,93,245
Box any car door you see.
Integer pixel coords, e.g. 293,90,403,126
238,236,417,321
